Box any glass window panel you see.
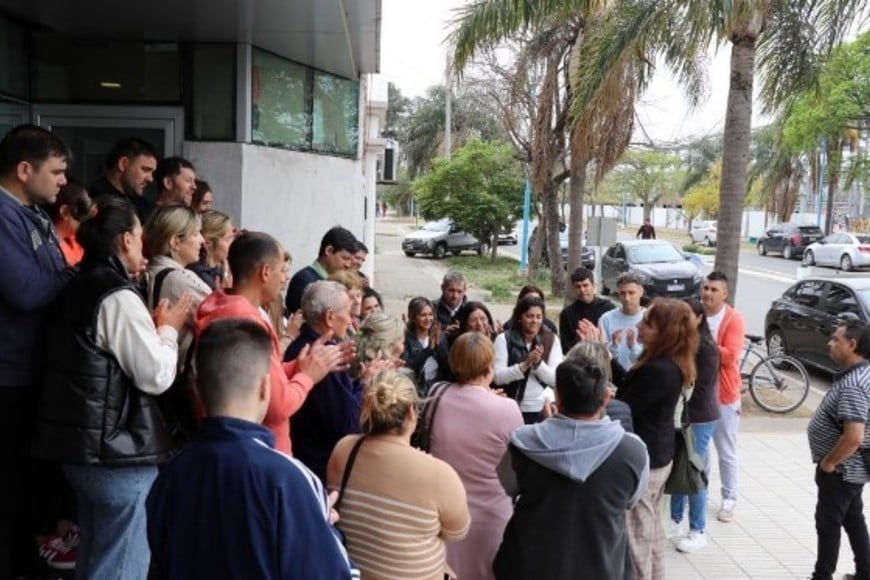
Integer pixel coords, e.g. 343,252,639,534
32,35,181,103
0,16,28,99
0,102,29,135
312,71,358,156
189,44,235,141
251,49,310,150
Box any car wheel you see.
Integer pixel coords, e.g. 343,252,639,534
403,251,416,258
477,241,490,256
803,250,815,266
783,244,793,260
451,249,462,256
766,329,788,357
757,242,767,256
432,243,447,260
841,254,854,272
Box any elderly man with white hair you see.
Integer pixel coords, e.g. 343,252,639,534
283,280,361,482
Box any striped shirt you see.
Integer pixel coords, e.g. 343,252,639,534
808,361,870,484
327,435,470,580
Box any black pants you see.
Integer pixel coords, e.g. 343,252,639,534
813,466,870,580
0,386,41,577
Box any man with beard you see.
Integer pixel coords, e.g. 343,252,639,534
89,137,159,222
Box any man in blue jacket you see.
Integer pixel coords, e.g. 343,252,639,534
147,318,359,579
284,280,361,482
0,124,75,577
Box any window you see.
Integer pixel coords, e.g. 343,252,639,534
187,44,235,141
791,281,826,309
823,285,861,317
31,35,181,103
0,15,28,99
251,48,358,157
252,49,310,149
312,71,358,155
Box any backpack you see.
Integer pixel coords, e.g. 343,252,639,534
410,381,451,452
151,268,198,453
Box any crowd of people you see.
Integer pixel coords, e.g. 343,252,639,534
1,122,869,580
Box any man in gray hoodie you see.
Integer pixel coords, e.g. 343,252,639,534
493,357,649,580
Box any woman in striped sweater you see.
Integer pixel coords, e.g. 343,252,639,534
327,371,470,579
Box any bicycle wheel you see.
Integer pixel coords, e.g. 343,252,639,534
748,355,810,414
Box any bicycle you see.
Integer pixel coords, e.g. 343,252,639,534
739,334,811,414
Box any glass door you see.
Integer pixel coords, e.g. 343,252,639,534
32,105,183,185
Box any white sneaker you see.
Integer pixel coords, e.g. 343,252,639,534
667,520,685,540
717,499,736,522
675,530,708,553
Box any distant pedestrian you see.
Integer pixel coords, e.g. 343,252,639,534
636,218,656,239
807,320,870,580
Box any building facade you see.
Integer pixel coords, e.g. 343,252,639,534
0,0,385,277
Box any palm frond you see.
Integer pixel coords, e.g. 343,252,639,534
449,0,599,73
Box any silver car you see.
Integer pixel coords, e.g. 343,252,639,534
689,220,717,246
803,232,870,271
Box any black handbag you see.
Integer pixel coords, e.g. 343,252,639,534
664,392,708,495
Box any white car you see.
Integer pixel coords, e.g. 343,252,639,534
689,220,717,246
803,232,870,271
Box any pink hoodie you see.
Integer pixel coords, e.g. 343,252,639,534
194,290,313,454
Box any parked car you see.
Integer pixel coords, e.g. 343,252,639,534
765,277,870,372
600,240,702,300
803,232,870,271
497,220,524,245
757,223,825,260
529,225,594,270
689,220,717,246
402,219,488,259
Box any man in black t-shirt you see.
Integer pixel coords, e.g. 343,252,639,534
558,267,615,354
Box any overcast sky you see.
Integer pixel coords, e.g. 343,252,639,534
380,0,770,145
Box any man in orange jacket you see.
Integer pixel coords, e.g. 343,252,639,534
194,231,347,455
701,271,745,523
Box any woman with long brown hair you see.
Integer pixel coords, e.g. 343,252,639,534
617,298,698,580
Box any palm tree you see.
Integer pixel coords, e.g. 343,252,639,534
449,0,705,286
571,0,868,301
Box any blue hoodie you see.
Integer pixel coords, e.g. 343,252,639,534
146,417,359,580
0,186,74,387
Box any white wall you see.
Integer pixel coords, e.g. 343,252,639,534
185,140,368,273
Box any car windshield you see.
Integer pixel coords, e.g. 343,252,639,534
799,226,823,235
858,289,870,308
421,221,449,232
627,244,684,264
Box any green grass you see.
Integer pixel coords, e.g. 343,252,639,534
682,244,717,255
445,255,552,303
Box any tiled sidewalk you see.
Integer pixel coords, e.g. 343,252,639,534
665,420,865,579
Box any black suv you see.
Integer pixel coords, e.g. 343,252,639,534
757,223,824,260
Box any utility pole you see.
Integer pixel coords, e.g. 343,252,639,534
444,52,452,159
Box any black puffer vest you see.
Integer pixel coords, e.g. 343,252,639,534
32,256,170,466
502,328,556,401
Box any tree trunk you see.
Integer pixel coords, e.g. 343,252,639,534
528,206,545,279
543,182,566,295
714,37,756,305
567,151,588,275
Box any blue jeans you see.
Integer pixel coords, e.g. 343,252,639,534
63,464,157,580
670,420,717,532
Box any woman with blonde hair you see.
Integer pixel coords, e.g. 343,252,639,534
430,332,524,580
188,209,235,290
352,312,405,377
144,205,211,374
616,298,698,580
327,370,470,580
